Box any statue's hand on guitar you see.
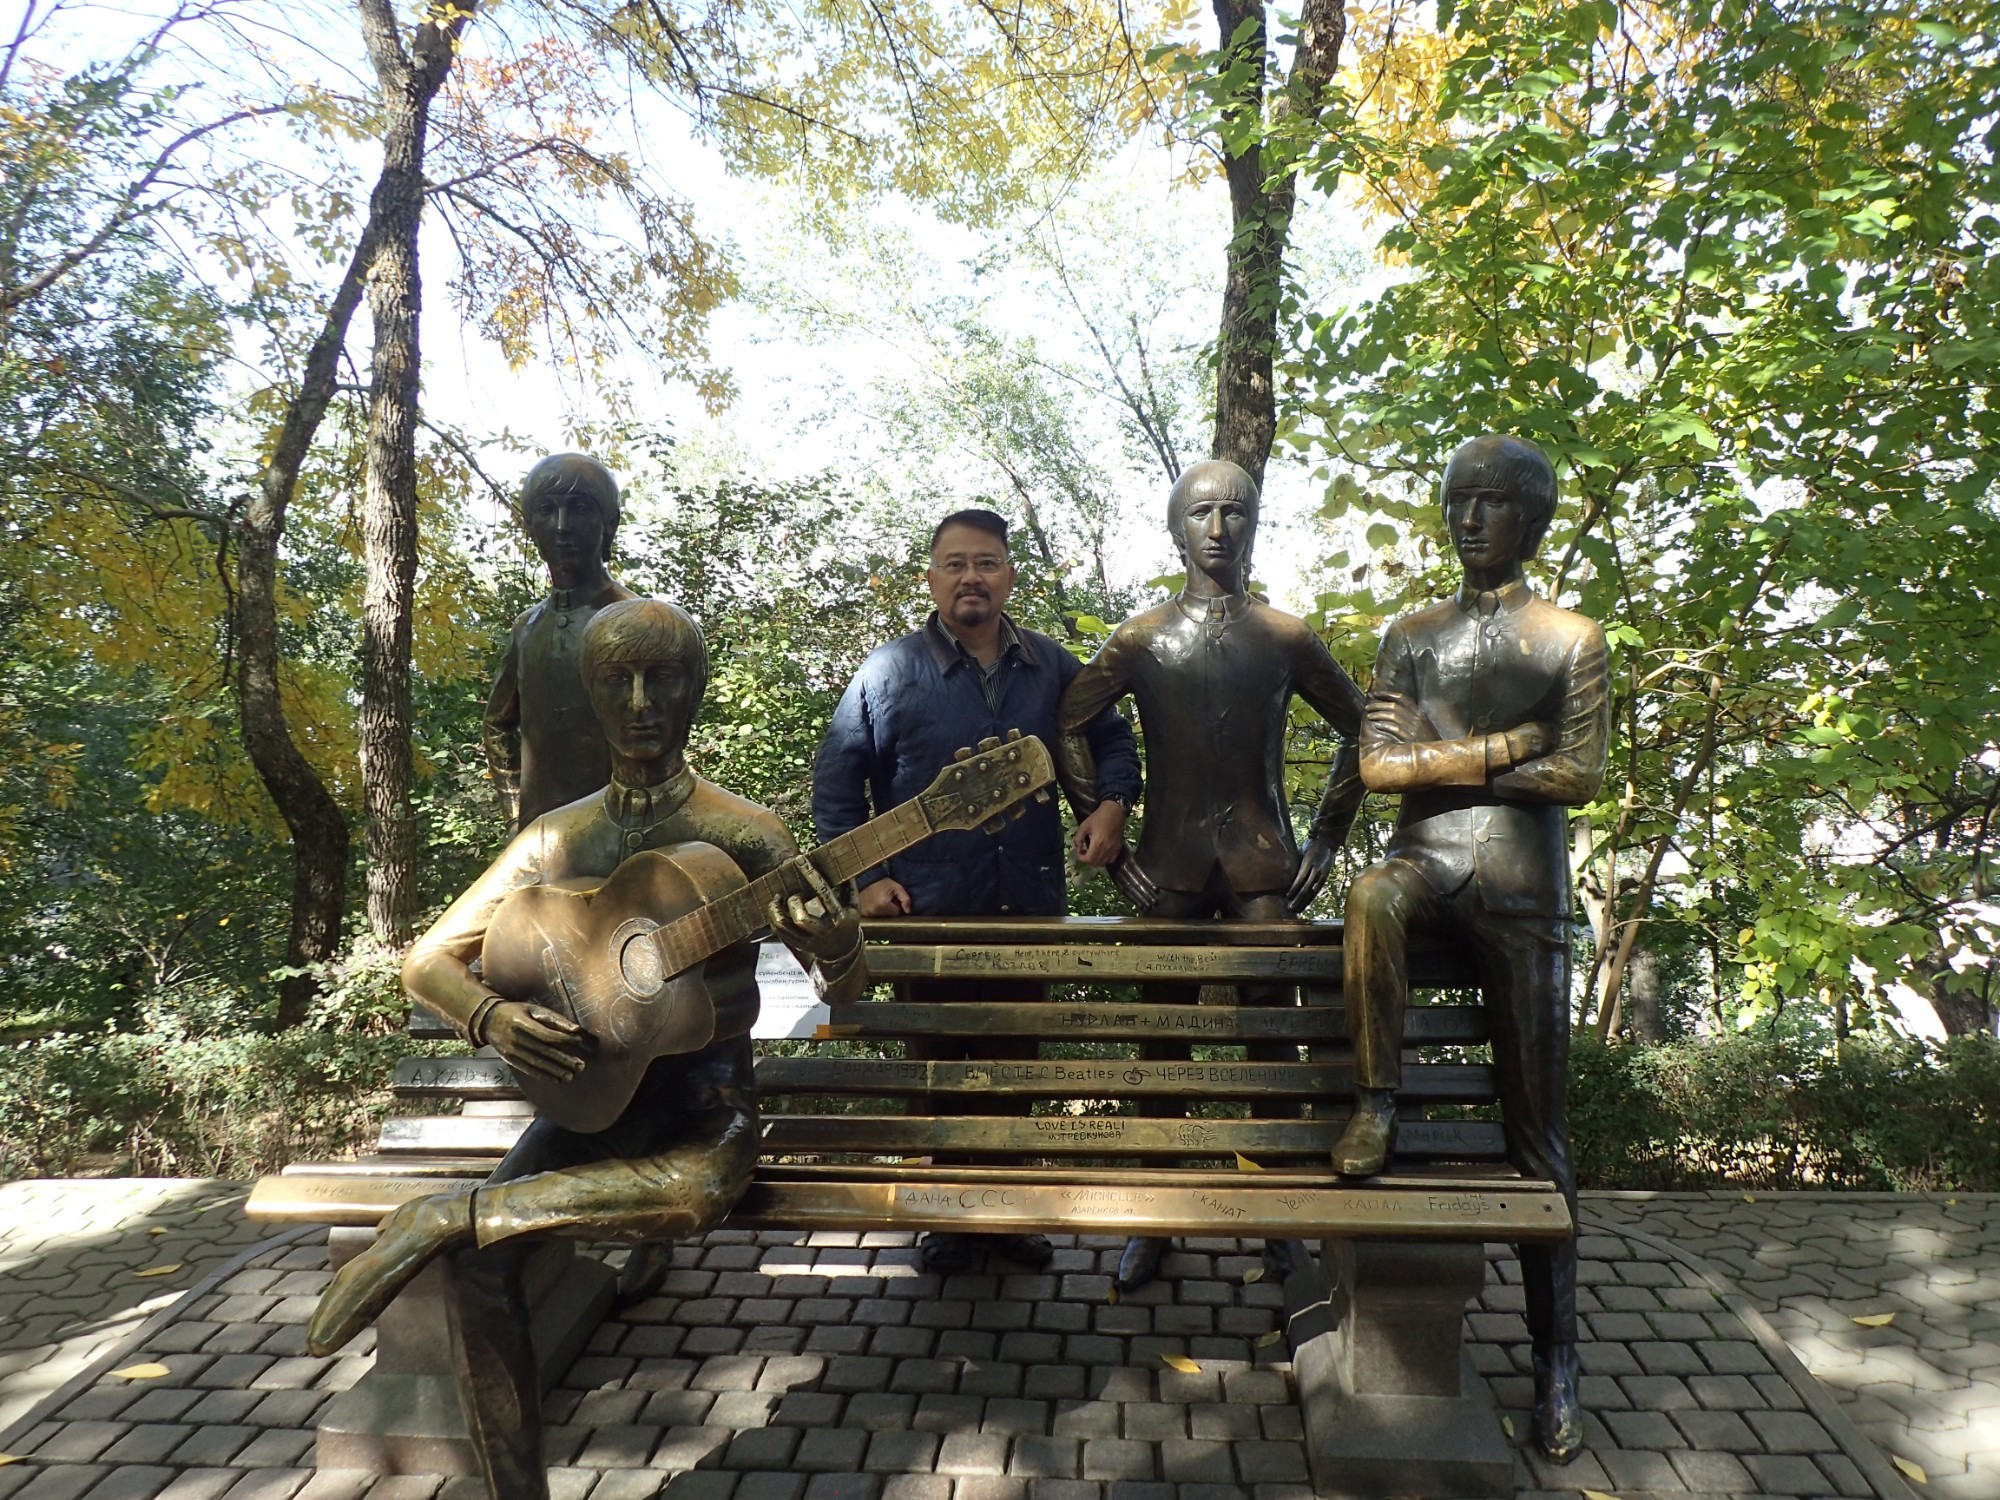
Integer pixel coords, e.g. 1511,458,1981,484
482,999,596,1083
766,855,861,963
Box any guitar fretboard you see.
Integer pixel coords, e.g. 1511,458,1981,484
652,800,936,977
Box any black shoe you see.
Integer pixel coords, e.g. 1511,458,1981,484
917,1232,979,1276
1532,1341,1583,1463
615,1242,674,1308
1116,1236,1168,1292
993,1233,1054,1269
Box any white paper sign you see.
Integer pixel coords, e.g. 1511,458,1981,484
753,940,829,1039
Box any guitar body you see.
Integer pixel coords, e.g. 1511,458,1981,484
482,843,762,1133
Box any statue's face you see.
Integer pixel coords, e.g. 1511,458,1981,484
1445,483,1532,573
523,487,606,571
1179,490,1254,581
587,655,696,762
927,522,1015,632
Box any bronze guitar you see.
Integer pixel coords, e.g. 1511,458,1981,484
482,731,1057,1131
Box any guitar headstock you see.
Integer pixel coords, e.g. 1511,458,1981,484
916,730,1057,836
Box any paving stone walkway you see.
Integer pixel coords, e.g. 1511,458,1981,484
1588,1192,2000,1500
0,1200,1937,1500
0,1183,268,1438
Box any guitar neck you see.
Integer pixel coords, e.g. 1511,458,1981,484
652,799,937,975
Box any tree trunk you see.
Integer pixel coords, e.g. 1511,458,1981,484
237,222,383,1026
357,0,472,945
1208,0,1344,488
1625,945,1665,1043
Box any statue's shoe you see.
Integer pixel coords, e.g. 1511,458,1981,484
1116,1236,1169,1292
1533,1342,1584,1463
617,1242,675,1308
1329,1101,1397,1177
306,1189,476,1357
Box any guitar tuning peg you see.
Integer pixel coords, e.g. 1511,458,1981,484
982,815,1005,835
1034,788,1051,803
978,735,1000,751
1005,728,1022,741
1011,804,1027,820
954,746,974,762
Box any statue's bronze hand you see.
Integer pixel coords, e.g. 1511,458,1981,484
486,1001,595,1082
769,856,862,961
1505,722,1558,763
1286,834,1339,915
1107,850,1160,914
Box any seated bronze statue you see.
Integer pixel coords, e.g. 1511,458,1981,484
1329,435,1609,1463
307,599,869,1500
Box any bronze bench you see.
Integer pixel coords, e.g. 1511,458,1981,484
250,916,1561,1495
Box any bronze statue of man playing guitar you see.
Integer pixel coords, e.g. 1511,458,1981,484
308,598,868,1500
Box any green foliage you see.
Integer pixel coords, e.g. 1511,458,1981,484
1286,0,2000,1033
1571,1034,2000,1192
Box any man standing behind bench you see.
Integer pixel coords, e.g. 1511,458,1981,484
813,508,1142,1276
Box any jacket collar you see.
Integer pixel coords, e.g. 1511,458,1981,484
923,611,1036,673
1455,577,1535,617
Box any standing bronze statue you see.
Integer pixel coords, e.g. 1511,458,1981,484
1057,459,1365,1292
309,600,868,1500
1329,435,1609,1463
484,453,637,832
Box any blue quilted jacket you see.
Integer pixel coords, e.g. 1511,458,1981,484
812,614,1142,916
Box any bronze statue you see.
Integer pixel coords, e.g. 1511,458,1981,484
309,599,867,1500
1328,434,1609,1463
1057,459,1365,1291
483,453,637,831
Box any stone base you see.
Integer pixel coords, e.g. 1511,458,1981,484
315,1232,617,1475
1286,1239,1513,1500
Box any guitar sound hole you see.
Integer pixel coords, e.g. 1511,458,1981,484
620,930,666,997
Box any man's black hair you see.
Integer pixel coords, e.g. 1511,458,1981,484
930,508,1010,554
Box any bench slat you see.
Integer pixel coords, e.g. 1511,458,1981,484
755,1055,1496,1102
823,1001,1487,1044
758,1113,1506,1160
250,1163,1569,1240
869,945,1341,982
378,1116,530,1155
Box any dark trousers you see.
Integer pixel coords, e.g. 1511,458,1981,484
447,1040,759,1500
1139,876,1298,1120
1344,857,1578,1350
904,978,1046,1163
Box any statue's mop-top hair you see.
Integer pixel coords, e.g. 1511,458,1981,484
580,598,709,704
1440,435,1559,556
520,452,622,562
1166,459,1260,565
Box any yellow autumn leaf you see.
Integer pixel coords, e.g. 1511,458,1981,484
1257,1330,1284,1347
1106,1285,1120,1306
1582,1491,1620,1500
1499,1415,1514,1439
1893,1455,1927,1483
1742,1194,1756,1203
147,1227,168,1235
1243,1265,1265,1284
1234,1153,1264,1171
109,1363,171,1380
1852,1312,1896,1328
1161,1353,1202,1374
133,1263,182,1278
0,1454,18,1466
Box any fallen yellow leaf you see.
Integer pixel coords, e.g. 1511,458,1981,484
1234,1153,1264,1172
1106,1286,1120,1306
1243,1265,1265,1284
1161,1353,1202,1374
1499,1415,1515,1439
1852,1312,1896,1328
132,1264,182,1278
1257,1330,1284,1347
0,1454,18,1466
1582,1491,1619,1500
1742,1194,1756,1203
147,1227,168,1236
1893,1455,1928,1484
109,1363,170,1380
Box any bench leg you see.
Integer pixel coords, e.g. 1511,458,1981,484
313,1228,617,1475
1285,1239,1513,1500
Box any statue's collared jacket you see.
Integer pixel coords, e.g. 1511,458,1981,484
1362,578,1610,920
1058,591,1365,897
